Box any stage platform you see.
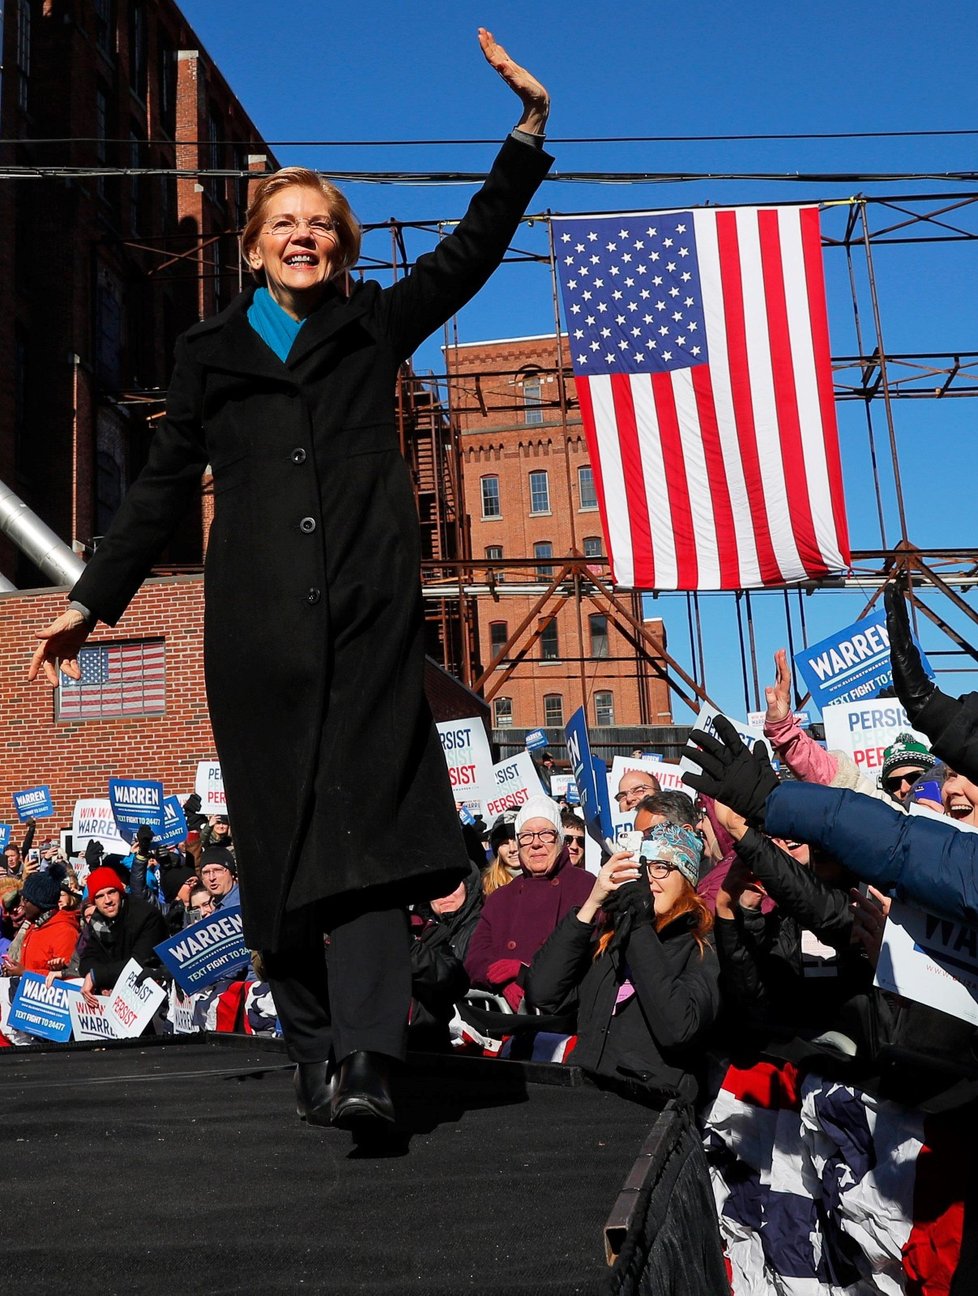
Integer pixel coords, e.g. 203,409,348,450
0,1036,707,1295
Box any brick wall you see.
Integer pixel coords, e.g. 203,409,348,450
0,577,214,838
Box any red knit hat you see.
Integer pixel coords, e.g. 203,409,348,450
86,867,126,900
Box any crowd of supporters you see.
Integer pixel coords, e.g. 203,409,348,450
6,585,978,1289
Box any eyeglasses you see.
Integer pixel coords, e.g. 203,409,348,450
646,861,680,880
517,829,559,847
614,785,656,803
262,216,338,239
563,834,585,847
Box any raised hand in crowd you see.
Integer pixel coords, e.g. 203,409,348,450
576,850,641,925
849,887,890,969
765,649,793,725
682,716,779,827
884,579,936,725
27,607,91,687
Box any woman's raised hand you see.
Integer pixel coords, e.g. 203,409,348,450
28,608,90,688
478,28,550,136
764,648,792,726
578,850,640,924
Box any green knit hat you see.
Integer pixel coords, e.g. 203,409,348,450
879,732,937,786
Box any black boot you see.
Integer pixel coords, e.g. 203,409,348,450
330,1051,395,1128
294,1060,335,1127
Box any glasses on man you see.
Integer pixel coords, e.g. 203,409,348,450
883,772,921,794
563,834,585,847
517,829,559,847
614,784,656,803
263,216,337,239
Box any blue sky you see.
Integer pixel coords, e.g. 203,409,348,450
179,0,978,722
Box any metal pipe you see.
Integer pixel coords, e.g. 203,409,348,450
0,481,85,586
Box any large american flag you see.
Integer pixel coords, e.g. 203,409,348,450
58,639,166,719
554,207,850,589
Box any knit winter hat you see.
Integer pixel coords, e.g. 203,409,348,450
640,823,704,888
489,811,518,855
880,733,937,785
199,845,237,877
22,870,64,910
514,795,563,837
85,867,126,900
160,863,198,904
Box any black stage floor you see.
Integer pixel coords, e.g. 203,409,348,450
1,1037,660,1295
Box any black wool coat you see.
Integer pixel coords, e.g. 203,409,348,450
71,136,553,952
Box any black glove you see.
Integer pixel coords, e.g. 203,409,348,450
601,860,655,953
682,715,778,827
884,581,936,724
182,793,202,817
136,823,154,851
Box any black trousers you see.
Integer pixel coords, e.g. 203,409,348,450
262,898,410,1066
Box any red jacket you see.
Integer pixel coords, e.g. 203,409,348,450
20,908,80,974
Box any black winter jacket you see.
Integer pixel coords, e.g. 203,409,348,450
526,908,719,1102
79,895,169,991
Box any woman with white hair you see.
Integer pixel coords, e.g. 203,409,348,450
464,795,594,1011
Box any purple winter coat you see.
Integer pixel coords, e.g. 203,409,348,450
465,848,595,988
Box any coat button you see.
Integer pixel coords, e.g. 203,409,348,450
551,878,560,886
306,588,321,605
291,448,307,464
506,940,517,951
299,516,317,534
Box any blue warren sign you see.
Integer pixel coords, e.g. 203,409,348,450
109,777,165,838
154,906,249,994
564,707,613,845
524,729,549,752
794,609,934,714
13,785,53,821
158,796,188,849
0,825,9,851
9,973,81,1042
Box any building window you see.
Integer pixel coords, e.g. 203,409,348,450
96,412,127,537
16,0,31,112
95,265,124,389
594,691,615,726
481,475,500,518
583,535,603,559
534,541,554,579
524,375,544,426
541,619,559,661
489,621,508,659
589,614,609,659
128,1,147,98
579,465,598,510
543,694,564,727
94,0,115,58
529,470,550,515
485,544,504,582
158,37,176,135
57,639,166,721
494,696,513,729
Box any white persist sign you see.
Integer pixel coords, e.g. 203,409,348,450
876,901,978,1027
436,718,494,813
106,959,166,1038
194,761,227,815
483,751,542,820
822,700,930,779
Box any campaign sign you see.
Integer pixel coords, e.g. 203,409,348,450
109,777,165,838
607,756,688,841
69,993,119,1042
169,985,196,1035
794,609,934,714
13,785,53,821
876,902,978,1027
72,798,130,855
549,773,576,802
158,796,188,849
8,973,82,1042
524,729,549,752
484,752,543,819
564,707,613,844
106,959,166,1038
436,718,494,813
195,760,226,814
821,700,930,779
0,825,9,851
746,711,809,736
678,704,773,781
154,905,250,994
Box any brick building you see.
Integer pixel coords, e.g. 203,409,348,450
0,0,276,586
446,334,673,732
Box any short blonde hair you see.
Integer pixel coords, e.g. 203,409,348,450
241,167,361,283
